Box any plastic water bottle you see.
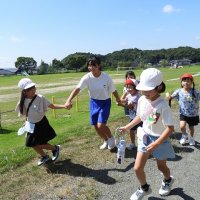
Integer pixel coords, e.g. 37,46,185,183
117,139,126,164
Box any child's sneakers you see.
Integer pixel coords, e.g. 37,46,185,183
108,137,116,150
127,143,136,150
37,155,49,166
179,134,188,145
130,186,152,200
100,141,108,150
52,145,61,161
159,176,174,196
189,137,195,146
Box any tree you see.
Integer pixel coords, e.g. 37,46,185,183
52,59,64,72
38,60,49,74
15,57,37,74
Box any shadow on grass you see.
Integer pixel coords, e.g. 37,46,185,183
45,158,134,185
0,128,12,134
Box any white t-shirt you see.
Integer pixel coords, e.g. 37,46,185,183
16,94,51,123
76,72,116,100
137,95,174,137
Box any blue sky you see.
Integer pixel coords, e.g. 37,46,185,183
0,0,200,68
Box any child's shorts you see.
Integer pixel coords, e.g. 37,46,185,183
180,114,199,126
90,98,111,125
137,133,175,160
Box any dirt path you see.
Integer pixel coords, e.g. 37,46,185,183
0,78,124,102
1,113,200,200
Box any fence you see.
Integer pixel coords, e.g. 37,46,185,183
0,94,115,132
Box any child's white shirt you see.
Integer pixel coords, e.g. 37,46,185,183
76,72,116,100
137,95,174,137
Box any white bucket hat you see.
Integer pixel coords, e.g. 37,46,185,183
18,78,36,90
136,68,163,91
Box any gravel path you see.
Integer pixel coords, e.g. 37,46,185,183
95,112,200,200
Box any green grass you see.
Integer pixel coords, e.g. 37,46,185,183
0,66,200,173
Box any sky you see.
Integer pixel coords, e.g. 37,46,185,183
0,0,200,68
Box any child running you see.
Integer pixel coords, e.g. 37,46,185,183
16,78,66,166
168,73,200,146
118,78,142,150
119,68,175,200
122,71,136,116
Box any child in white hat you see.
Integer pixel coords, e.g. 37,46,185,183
118,78,142,150
16,78,66,166
120,68,175,200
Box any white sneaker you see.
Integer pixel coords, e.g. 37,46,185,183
127,143,136,150
130,186,152,200
100,141,108,150
189,137,195,146
108,137,116,150
179,135,188,145
159,176,174,196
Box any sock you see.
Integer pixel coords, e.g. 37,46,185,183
141,183,149,191
164,177,172,183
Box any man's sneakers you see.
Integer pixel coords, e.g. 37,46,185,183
52,145,61,161
159,176,174,196
100,141,108,150
179,134,189,145
37,155,49,166
130,185,152,200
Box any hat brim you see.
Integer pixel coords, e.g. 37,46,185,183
24,83,36,90
136,83,155,91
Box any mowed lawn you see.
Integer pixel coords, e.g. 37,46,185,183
0,66,200,173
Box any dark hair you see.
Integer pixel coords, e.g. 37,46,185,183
155,82,166,93
87,56,101,67
125,71,136,79
19,90,26,114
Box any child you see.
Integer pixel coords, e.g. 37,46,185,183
65,56,121,150
168,73,200,146
122,71,136,116
119,68,175,200
16,78,66,166
118,78,142,150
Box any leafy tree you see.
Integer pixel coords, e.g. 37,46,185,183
52,59,64,72
15,57,37,74
38,60,49,74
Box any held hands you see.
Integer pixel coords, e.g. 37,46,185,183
64,101,73,109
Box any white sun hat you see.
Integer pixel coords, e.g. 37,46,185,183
18,78,36,90
136,68,163,91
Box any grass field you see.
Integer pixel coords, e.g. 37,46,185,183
0,66,200,174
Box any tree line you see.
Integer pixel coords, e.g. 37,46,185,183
15,46,200,74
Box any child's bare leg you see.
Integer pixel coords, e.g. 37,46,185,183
130,130,136,145
134,151,150,185
189,126,194,137
156,159,170,180
33,145,46,157
180,121,187,134
39,143,56,151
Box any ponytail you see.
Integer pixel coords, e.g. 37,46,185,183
19,90,26,115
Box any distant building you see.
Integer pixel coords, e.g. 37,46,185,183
170,59,192,67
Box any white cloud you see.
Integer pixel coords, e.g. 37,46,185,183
10,36,23,43
162,4,181,13
195,36,200,41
